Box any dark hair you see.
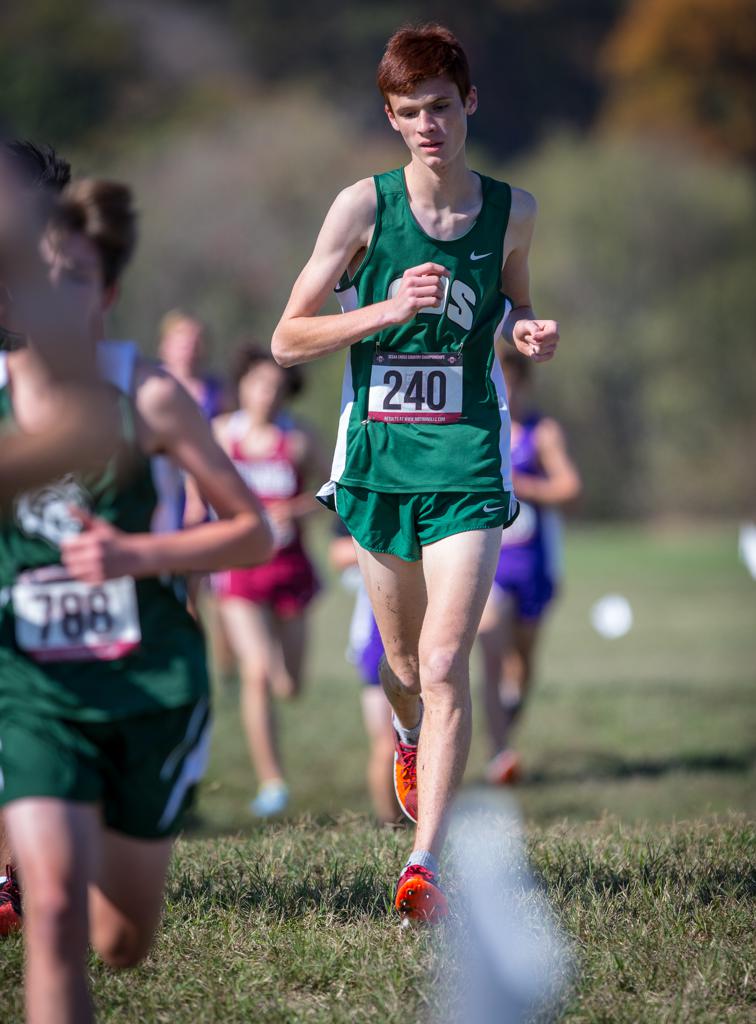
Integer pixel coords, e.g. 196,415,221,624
52,179,138,288
0,139,71,193
377,23,472,105
231,341,303,398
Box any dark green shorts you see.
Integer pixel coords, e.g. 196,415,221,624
335,485,518,562
0,698,211,839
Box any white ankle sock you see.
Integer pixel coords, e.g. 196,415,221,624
405,849,439,876
392,699,423,745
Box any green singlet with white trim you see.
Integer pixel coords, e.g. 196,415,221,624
0,356,208,723
326,167,514,497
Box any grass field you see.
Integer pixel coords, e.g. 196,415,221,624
4,524,755,1022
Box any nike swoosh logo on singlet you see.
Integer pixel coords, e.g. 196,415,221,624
483,503,506,513
470,251,493,261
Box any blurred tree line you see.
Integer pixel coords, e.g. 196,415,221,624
1,0,754,518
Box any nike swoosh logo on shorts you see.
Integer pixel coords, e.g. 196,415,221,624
483,503,505,513
470,251,493,261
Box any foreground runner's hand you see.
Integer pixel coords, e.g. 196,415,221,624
387,263,449,325
60,511,142,584
512,319,559,363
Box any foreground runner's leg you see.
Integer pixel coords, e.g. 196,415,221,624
4,799,99,1024
356,527,502,920
414,527,503,857
89,831,173,968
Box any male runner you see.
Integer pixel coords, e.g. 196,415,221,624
273,24,560,922
0,140,79,937
0,142,118,505
0,177,272,1022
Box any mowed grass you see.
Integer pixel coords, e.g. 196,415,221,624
4,524,755,1022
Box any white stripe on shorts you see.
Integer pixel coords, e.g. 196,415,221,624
157,702,212,832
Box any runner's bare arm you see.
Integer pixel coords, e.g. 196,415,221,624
272,179,448,366
60,371,274,584
182,412,232,527
511,418,581,506
500,188,559,363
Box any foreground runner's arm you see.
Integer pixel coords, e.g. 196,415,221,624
272,179,447,366
61,369,274,584
499,189,560,364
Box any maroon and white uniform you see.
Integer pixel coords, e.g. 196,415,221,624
214,413,319,616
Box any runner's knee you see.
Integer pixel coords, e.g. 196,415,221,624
25,882,87,955
379,654,420,696
419,646,468,694
93,921,153,969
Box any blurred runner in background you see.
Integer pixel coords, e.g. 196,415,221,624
158,309,227,420
205,344,329,818
156,309,235,679
478,348,580,784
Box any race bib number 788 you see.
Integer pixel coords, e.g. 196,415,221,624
368,351,463,425
12,566,141,663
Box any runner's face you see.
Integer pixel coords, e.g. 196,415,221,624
384,76,477,168
238,361,287,420
41,230,104,327
160,319,205,375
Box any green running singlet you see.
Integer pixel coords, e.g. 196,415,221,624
322,167,514,499
0,351,209,723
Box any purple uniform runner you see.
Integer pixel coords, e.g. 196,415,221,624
493,413,561,620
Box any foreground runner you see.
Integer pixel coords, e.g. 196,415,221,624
0,143,120,503
0,178,272,1022
0,136,111,937
478,348,581,784
272,24,560,921
207,344,326,817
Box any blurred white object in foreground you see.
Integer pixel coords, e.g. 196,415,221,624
441,790,572,1024
590,593,633,638
738,523,756,581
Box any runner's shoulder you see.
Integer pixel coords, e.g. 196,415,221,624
327,178,377,242
132,358,204,437
509,187,537,227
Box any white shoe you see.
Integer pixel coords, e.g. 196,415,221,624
250,780,289,818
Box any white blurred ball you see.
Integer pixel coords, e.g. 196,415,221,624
590,594,633,638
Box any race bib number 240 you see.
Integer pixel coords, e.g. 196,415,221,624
368,351,463,425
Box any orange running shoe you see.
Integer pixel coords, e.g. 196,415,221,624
485,749,521,786
393,735,418,823
0,865,22,936
395,864,448,924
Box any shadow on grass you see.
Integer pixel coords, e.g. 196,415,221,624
534,848,756,905
168,858,393,921
521,747,756,787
